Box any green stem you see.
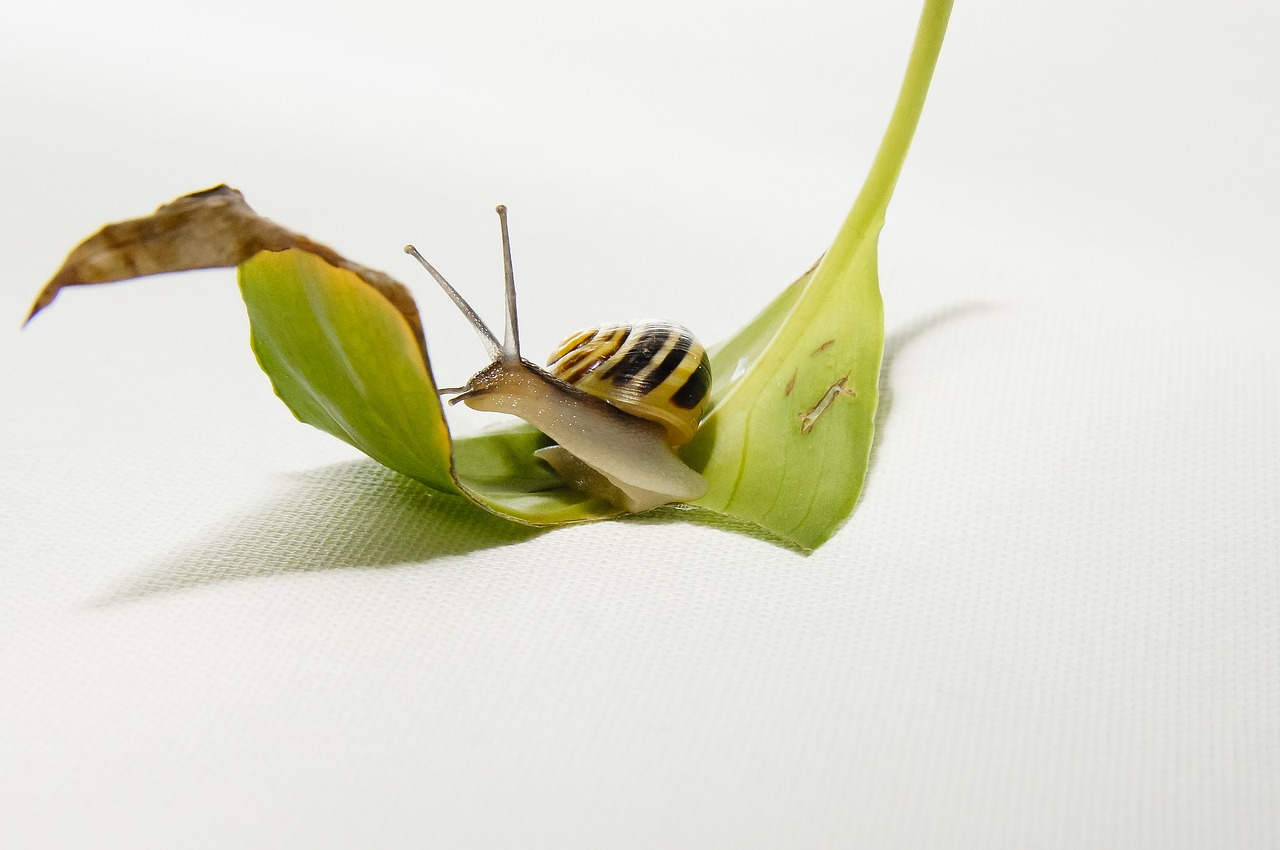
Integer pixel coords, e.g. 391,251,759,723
830,0,953,258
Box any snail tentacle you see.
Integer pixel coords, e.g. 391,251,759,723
407,207,710,512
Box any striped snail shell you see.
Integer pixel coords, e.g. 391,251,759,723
546,322,712,447
405,206,710,513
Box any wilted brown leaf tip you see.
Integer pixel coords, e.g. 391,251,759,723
26,185,427,357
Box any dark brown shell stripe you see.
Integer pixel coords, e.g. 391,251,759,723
602,328,674,392
670,351,712,410
547,324,631,383
546,321,711,445
636,334,693,395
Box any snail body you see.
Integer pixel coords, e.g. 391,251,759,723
405,207,709,512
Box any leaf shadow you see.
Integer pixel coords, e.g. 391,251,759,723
624,504,811,554
868,300,994,471
97,302,993,600
96,460,541,605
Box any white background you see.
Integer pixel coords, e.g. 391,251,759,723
2,0,1277,847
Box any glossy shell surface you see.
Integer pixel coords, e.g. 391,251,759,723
546,321,712,446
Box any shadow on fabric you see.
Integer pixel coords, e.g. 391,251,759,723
97,460,540,604
99,301,992,601
866,301,993,478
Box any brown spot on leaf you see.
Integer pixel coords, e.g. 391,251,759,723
811,339,835,356
798,375,857,434
785,369,797,396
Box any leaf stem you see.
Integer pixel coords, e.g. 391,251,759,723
828,0,954,262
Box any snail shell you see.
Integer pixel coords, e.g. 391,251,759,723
405,207,710,513
546,322,712,447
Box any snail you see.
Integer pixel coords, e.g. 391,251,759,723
404,205,711,513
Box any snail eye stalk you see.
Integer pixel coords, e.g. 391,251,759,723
404,243,502,362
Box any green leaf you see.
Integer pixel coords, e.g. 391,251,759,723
238,249,621,526
685,0,953,549
704,264,815,410
240,249,458,493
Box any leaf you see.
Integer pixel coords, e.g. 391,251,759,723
684,0,953,550
25,185,425,352
237,249,622,526
237,249,458,494
27,0,952,550
704,262,816,410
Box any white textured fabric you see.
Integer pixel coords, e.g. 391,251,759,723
3,0,1278,848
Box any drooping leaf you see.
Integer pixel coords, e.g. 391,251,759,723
237,250,622,525
238,249,458,494
25,185,425,353
27,0,952,550
25,184,621,525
